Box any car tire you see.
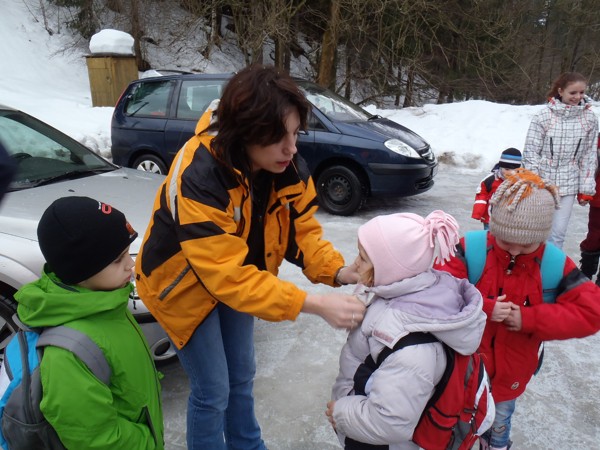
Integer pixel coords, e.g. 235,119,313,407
132,154,168,175
0,292,18,364
316,165,366,216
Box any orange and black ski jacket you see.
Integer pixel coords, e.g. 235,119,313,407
135,106,344,349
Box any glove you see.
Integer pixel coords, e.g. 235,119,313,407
577,193,594,204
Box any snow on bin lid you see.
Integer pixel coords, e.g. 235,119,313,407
89,29,134,55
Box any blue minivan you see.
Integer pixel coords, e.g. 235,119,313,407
111,73,437,215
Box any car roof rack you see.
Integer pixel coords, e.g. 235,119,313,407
153,69,195,75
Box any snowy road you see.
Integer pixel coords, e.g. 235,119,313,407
160,166,599,450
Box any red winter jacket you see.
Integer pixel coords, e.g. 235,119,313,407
590,170,600,208
435,233,600,402
471,172,504,224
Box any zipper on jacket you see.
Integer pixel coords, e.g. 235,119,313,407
506,256,516,275
573,138,582,159
549,137,554,159
276,212,283,246
236,190,248,237
158,265,191,301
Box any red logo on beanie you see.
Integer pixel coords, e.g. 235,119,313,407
100,202,112,215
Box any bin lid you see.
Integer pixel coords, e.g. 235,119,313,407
89,29,134,56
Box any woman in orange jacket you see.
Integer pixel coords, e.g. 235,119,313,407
135,65,365,450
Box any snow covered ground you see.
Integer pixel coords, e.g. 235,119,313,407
158,167,600,449
2,1,600,448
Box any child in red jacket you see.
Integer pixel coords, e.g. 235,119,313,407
579,135,600,282
579,172,600,282
436,169,600,450
472,148,522,229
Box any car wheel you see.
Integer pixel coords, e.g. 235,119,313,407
0,292,18,364
316,165,366,216
132,154,168,175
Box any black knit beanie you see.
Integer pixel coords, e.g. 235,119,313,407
498,147,522,170
37,196,138,284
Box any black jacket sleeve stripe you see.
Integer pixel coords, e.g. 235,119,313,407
178,221,225,242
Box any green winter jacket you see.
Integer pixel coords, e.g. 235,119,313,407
15,268,164,450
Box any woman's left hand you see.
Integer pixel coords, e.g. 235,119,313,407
302,293,365,329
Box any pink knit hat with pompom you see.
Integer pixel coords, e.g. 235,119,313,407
357,210,460,286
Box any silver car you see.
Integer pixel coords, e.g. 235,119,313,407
0,104,175,361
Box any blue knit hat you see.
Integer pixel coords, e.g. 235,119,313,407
498,148,522,170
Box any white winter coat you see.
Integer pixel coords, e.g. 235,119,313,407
523,97,598,196
330,270,485,449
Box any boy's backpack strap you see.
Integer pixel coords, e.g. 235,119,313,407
463,233,565,303
36,327,111,385
482,173,495,193
11,314,34,333
540,242,566,304
464,230,489,284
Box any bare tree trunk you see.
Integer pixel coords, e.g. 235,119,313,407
130,0,150,71
274,38,286,69
205,1,221,58
344,50,352,98
403,68,414,108
106,0,123,13
317,0,340,89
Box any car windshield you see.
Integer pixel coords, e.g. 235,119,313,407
0,110,115,191
297,81,372,123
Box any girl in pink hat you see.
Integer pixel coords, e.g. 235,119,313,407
326,210,490,449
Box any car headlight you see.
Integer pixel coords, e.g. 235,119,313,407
384,139,421,159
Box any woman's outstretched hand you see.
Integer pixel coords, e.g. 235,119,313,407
302,293,366,330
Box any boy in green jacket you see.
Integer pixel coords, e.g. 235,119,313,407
14,196,164,450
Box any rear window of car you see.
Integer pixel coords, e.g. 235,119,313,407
125,80,174,117
176,80,226,120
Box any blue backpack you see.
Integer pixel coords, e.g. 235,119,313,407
463,230,565,304
0,316,110,450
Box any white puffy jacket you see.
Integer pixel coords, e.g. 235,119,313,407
331,270,485,449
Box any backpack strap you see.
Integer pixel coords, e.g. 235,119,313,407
377,333,455,409
36,327,111,385
464,232,565,303
11,313,35,333
353,333,440,397
376,332,439,366
540,241,566,304
463,230,489,284
482,173,495,193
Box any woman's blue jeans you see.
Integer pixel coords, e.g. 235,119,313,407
175,302,267,450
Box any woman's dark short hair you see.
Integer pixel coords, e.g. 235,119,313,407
210,65,310,174
547,72,587,99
